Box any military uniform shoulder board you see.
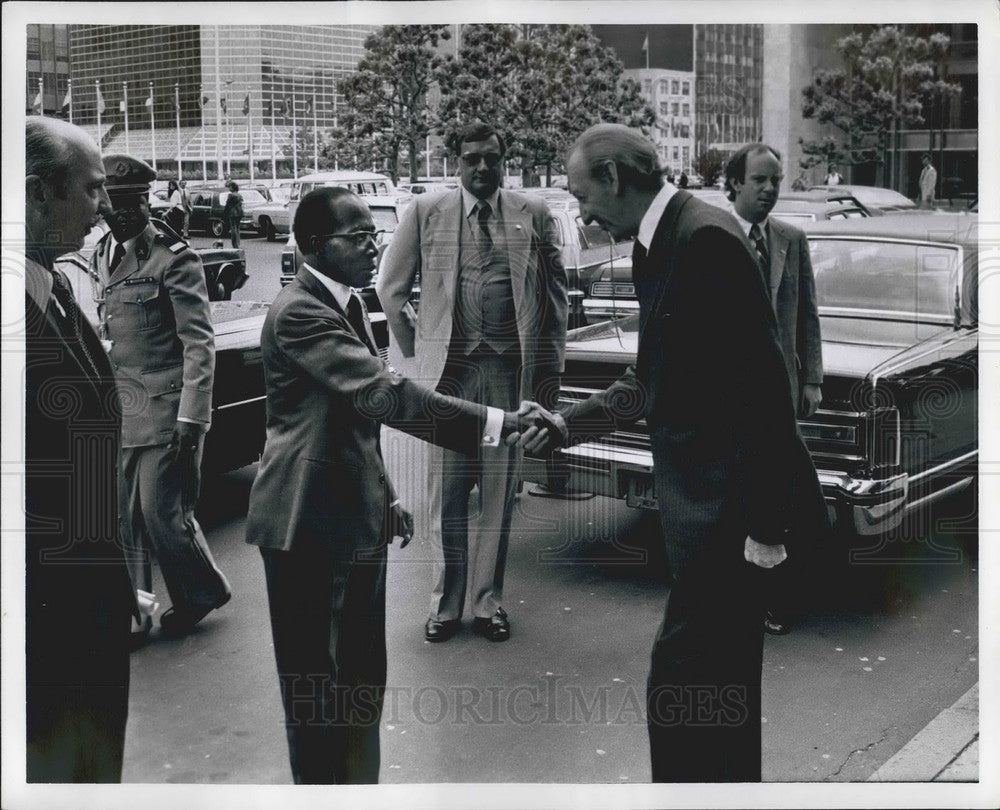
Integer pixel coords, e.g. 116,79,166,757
151,218,188,253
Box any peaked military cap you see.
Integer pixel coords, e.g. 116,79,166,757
103,154,157,194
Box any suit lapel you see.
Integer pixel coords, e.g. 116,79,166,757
499,189,531,317
638,190,691,351
768,220,790,306
426,190,463,311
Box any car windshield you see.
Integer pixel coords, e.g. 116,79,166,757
369,208,398,232
809,237,958,322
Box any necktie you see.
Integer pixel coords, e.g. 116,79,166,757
749,223,770,284
475,200,493,256
49,270,101,378
347,294,376,356
631,241,648,287
110,242,126,274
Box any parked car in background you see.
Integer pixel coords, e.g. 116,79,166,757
186,186,269,237
809,184,920,215
149,187,173,218
402,181,459,196
529,213,978,544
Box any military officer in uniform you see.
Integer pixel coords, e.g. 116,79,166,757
92,154,230,639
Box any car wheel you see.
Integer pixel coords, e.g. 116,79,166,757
210,219,225,238
262,218,276,242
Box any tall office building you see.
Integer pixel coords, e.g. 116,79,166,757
65,24,377,178
694,24,764,158
26,24,71,116
591,26,697,175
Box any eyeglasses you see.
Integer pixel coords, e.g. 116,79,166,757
315,230,385,247
460,153,503,169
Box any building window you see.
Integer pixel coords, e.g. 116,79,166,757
682,81,689,95
659,101,670,116
683,103,690,117
671,80,679,94
672,102,679,116
659,80,668,95
683,146,690,164
673,147,679,160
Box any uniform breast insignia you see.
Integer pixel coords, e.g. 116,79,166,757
122,277,156,286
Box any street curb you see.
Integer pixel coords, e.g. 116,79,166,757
867,683,978,782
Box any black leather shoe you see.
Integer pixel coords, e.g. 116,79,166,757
763,610,791,636
424,618,461,642
160,592,231,637
473,608,510,642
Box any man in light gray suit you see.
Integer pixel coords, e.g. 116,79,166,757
725,142,828,635
377,121,568,642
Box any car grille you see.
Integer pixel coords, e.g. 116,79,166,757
590,281,635,298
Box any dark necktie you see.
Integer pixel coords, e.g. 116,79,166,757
110,242,126,274
49,269,102,378
475,200,493,256
631,240,648,287
347,294,376,356
749,223,770,285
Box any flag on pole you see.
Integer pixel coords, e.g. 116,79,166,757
96,81,106,114
304,97,313,116
145,87,154,107
263,96,272,118
243,93,250,116
285,95,293,119
61,84,72,114
201,90,209,106
220,97,227,114
641,33,649,69
32,90,43,114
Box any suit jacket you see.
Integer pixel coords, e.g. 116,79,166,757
766,217,823,408
561,191,817,564
92,222,215,447
24,259,138,685
376,187,568,399
245,267,493,557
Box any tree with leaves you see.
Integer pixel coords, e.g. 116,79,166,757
800,25,960,187
435,24,654,186
694,148,727,188
327,25,451,184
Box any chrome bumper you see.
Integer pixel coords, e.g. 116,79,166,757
522,443,910,536
582,298,640,319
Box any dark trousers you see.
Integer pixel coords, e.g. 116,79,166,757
123,442,231,614
228,217,241,248
260,544,387,784
26,589,131,782
647,547,766,782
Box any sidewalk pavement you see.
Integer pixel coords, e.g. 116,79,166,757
868,683,978,782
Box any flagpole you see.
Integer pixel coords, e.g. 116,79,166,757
149,82,157,172
66,78,73,123
312,91,319,174
291,86,298,179
213,26,223,180
270,91,277,181
247,93,255,184
200,84,208,183
123,81,130,154
96,79,103,153
225,88,232,178
175,83,182,179
332,77,338,171
36,76,43,114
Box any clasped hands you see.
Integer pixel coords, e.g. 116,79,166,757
502,401,567,456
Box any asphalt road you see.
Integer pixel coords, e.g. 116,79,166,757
121,433,978,785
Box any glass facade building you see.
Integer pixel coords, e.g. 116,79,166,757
26,24,70,116
694,24,764,157
63,25,377,174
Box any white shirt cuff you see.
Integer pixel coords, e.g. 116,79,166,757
481,406,504,447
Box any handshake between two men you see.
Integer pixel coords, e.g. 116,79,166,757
502,401,567,456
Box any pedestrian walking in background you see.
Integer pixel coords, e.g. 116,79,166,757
224,181,243,247
919,153,938,208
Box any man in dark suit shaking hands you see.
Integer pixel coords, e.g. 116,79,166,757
524,124,823,782
245,187,543,784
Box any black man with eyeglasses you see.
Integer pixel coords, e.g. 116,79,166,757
378,121,568,645
246,186,548,783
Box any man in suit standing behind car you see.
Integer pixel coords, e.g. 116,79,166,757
377,120,568,643
520,123,825,782
245,186,547,783
92,154,230,641
725,142,828,635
